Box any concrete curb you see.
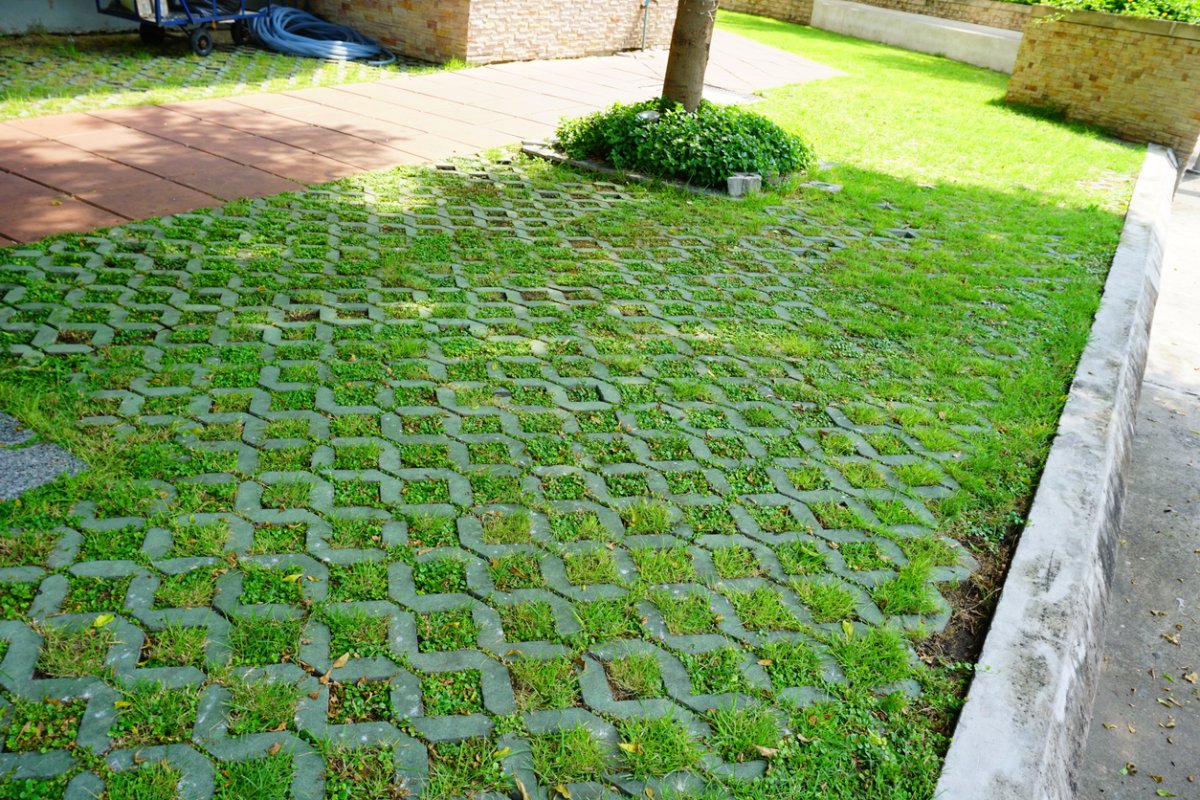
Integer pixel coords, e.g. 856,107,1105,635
934,144,1177,799
810,0,1022,73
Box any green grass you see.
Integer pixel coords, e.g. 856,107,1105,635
618,715,703,778
105,762,182,800
530,724,610,785
508,656,580,711
108,684,199,747
0,14,1145,797
425,739,511,799
607,653,666,699
322,744,403,800
4,699,86,753
0,33,457,120
707,703,781,763
213,754,293,800
226,677,297,735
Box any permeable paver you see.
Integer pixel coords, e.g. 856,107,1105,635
0,159,974,799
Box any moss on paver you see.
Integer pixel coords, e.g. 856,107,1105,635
0,17,1141,800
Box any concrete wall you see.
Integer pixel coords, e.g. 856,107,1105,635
811,0,1022,72
1,0,136,34
1008,6,1200,163
855,0,1028,30
723,0,1029,30
308,0,674,64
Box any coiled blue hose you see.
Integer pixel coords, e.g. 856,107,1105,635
250,6,396,65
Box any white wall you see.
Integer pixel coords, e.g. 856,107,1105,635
811,0,1022,73
1,0,137,34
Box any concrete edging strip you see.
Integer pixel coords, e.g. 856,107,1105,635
934,144,1177,800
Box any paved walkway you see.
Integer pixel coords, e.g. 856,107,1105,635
1081,169,1200,798
0,30,839,245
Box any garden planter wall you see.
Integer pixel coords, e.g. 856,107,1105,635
1007,6,1200,166
721,0,1029,31
810,0,1021,72
305,0,676,64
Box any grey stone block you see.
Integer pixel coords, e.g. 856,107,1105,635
726,173,762,197
0,441,86,501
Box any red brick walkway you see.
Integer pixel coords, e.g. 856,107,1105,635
0,30,839,245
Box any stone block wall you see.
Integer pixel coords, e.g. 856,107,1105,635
308,0,674,64
1007,6,1200,162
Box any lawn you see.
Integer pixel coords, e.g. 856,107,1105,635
0,13,1142,800
0,32,441,121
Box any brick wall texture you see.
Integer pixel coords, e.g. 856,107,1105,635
1007,7,1200,160
721,0,1029,30
308,0,675,64
468,0,677,62
307,0,471,62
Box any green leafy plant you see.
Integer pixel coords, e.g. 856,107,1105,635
555,98,814,188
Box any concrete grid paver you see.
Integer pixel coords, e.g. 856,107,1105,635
0,156,977,798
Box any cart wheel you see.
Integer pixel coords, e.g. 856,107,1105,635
231,20,253,46
138,22,165,46
189,27,215,57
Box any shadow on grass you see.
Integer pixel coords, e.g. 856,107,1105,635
0,148,1134,799
985,95,1125,141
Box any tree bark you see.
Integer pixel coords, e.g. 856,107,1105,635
661,0,719,112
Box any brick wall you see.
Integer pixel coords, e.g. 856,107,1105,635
467,0,676,63
308,0,674,64
307,0,472,62
1007,6,1200,162
721,0,814,25
722,0,1029,31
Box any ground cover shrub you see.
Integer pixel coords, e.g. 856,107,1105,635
1003,0,1200,22
555,98,814,188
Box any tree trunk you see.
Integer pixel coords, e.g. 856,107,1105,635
662,0,719,112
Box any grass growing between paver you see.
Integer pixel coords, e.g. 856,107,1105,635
0,17,1142,799
0,32,453,121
